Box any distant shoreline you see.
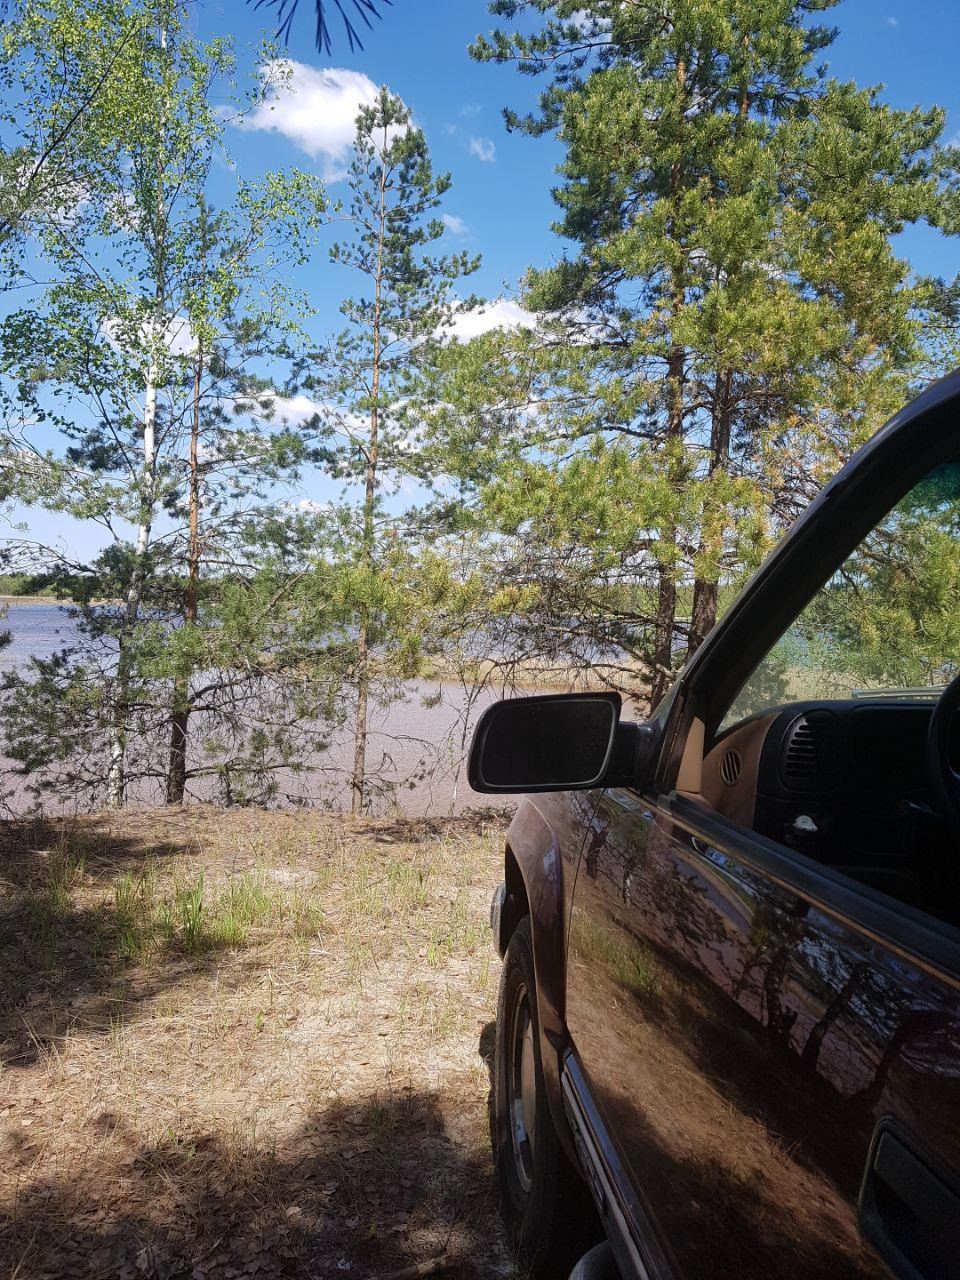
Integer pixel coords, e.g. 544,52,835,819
0,596,114,606
0,594,65,605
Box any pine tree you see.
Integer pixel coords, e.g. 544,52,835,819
249,0,392,55
302,89,479,813
461,0,959,708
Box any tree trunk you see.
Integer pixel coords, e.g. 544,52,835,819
649,57,687,712
351,624,370,815
107,356,157,809
650,567,677,710
762,944,798,1045
166,334,203,804
166,702,189,803
688,370,733,658
687,56,748,664
801,963,869,1077
851,1009,948,1113
350,124,388,815
650,333,686,709
687,577,717,656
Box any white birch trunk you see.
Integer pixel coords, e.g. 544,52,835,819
107,359,158,808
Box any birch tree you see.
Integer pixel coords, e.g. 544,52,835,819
0,0,329,807
0,1,142,277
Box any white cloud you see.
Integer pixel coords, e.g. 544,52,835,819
468,136,496,164
258,397,375,445
258,393,326,424
569,9,612,40
163,315,198,357
886,15,898,24
441,213,468,235
444,298,537,341
240,61,392,179
102,312,197,359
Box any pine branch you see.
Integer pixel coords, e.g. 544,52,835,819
249,0,393,56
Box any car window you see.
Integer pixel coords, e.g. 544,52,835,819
720,458,960,730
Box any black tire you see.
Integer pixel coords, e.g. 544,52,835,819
494,916,597,1278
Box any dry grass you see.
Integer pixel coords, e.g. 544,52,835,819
0,806,513,1280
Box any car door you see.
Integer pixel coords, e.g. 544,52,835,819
563,382,960,1280
565,784,960,1280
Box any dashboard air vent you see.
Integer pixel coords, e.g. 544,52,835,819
782,711,839,790
720,748,742,786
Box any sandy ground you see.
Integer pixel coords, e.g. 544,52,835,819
0,807,514,1280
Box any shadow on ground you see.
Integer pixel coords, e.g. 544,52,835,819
2,1089,504,1280
0,814,189,888
360,811,510,844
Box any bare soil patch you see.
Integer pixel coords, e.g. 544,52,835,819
0,806,513,1280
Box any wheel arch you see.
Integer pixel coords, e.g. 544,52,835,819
500,800,578,1161
501,841,530,949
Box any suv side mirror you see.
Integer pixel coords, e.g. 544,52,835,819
468,692,621,794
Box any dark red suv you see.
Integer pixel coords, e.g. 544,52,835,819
469,374,960,1280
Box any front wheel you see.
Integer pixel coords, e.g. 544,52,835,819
494,916,596,1277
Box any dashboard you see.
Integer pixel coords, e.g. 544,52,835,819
702,700,945,871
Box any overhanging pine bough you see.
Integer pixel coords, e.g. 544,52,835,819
250,0,393,55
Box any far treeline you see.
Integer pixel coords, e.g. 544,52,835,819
0,0,958,814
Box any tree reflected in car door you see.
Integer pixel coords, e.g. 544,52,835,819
565,787,960,1280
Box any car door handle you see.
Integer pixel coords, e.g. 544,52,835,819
860,1128,960,1280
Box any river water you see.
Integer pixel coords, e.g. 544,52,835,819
0,601,78,670
0,602,514,817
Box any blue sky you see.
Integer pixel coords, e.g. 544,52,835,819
202,0,568,307
7,0,960,564
200,0,960,290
